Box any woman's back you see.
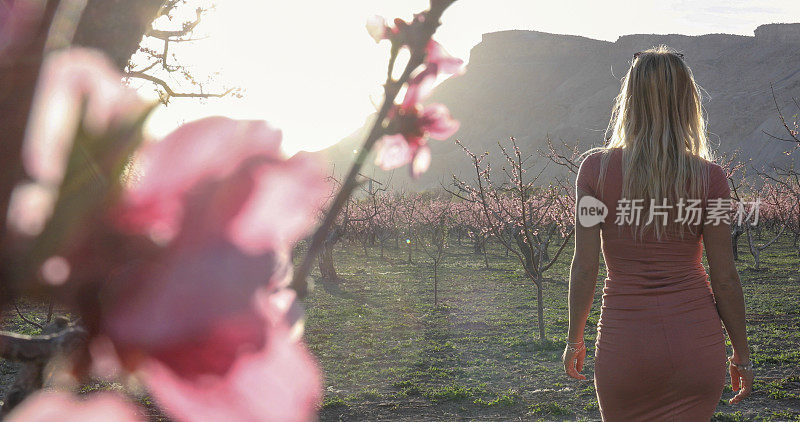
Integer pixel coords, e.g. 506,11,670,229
577,147,730,296
577,147,731,421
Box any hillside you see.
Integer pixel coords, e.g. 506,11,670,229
324,23,800,188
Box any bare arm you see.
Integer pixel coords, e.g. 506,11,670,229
702,220,749,362
703,218,753,403
567,187,601,343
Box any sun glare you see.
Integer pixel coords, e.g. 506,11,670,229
138,0,800,156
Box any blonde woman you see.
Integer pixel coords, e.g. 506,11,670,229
562,46,754,421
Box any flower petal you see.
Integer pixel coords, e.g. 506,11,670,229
426,40,464,76
402,70,436,109
23,48,145,185
102,236,290,377
374,134,413,171
6,181,56,237
421,103,459,140
365,15,387,43
117,117,283,242
142,290,322,422
411,145,432,178
6,391,144,422
227,151,327,254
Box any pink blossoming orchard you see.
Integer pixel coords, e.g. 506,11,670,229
2,0,800,420
0,0,461,419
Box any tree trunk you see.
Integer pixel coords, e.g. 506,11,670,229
473,238,482,255
74,0,167,71
731,229,743,261
536,278,545,340
433,263,438,307
318,242,338,281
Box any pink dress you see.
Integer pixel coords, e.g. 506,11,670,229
576,148,730,421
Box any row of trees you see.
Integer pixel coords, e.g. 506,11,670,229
312,131,800,341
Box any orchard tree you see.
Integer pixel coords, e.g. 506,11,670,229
397,191,423,263
758,168,800,256
417,194,455,306
450,137,574,340
740,181,785,270
374,190,401,258
350,175,389,257
761,86,800,255
714,152,750,261
316,174,381,282
453,199,492,268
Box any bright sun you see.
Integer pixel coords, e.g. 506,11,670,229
138,0,430,156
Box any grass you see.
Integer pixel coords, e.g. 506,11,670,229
1,231,797,421
304,233,800,421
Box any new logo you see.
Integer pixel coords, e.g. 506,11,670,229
577,195,607,227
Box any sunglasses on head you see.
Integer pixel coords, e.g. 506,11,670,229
633,51,685,59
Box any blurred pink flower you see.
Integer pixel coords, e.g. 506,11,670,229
142,288,322,422
101,117,327,378
7,47,146,238
6,391,143,422
24,47,147,185
116,117,325,251
0,0,44,55
6,182,52,237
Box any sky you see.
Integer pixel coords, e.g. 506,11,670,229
135,0,800,155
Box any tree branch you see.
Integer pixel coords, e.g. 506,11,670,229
124,71,235,102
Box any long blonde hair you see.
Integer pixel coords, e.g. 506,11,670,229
586,45,713,240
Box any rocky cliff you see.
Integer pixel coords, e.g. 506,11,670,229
325,24,800,188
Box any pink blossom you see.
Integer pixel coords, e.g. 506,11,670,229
142,288,322,422
411,145,432,178
366,13,463,102
116,117,327,252
7,47,146,238
374,134,412,171
365,15,387,43
367,13,462,178
366,14,427,47
24,47,147,185
6,182,52,237
425,40,463,75
405,41,464,103
6,391,144,422
99,117,327,378
375,90,459,177
0,0,44,55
